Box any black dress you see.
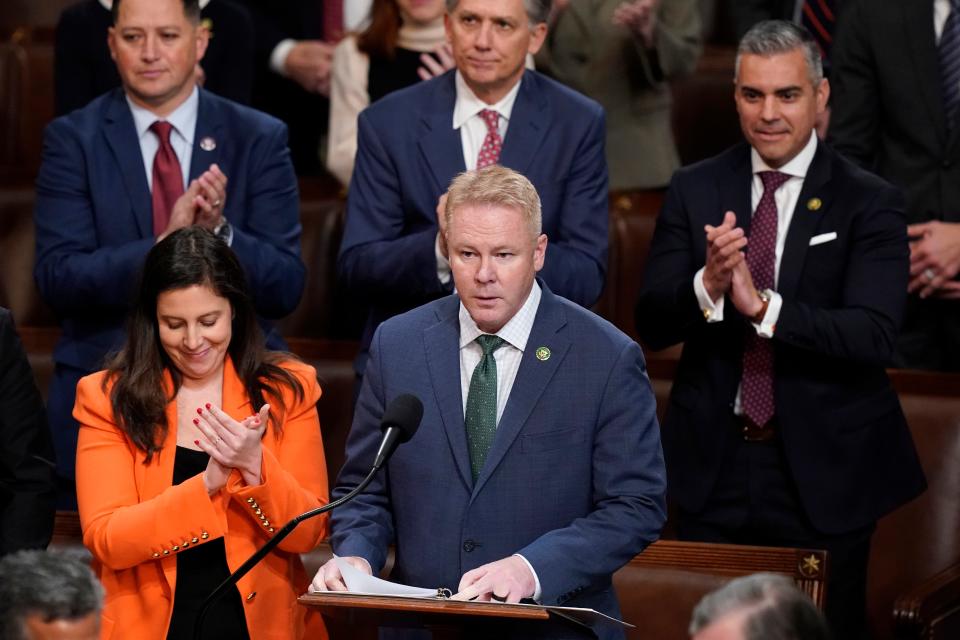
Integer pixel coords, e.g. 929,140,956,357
165,446,250,640
368,47,427,103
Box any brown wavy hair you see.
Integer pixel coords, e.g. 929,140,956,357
356,0,404,59
106,226,304,462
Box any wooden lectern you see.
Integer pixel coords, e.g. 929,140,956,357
299,591,616,639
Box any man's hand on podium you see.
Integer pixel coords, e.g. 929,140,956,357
451,556,535,604
310,556,373,592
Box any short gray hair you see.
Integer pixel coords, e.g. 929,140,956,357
689,573,830,640
445,165,542,238
735,20,823,87
0,549,103,639
445,0,552,25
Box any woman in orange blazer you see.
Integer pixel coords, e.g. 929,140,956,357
74,227,329,640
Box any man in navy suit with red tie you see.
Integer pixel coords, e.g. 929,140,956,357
636,21,925,639
338,0,610,380
33,0,304,506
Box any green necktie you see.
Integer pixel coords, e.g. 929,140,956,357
465,334,506,482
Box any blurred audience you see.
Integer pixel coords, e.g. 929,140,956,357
327,0,450,186
730,0,844,60
689,573,830,640
35,0,305,507
54,0,255,115
829,0,960,371
234,0,341,175
0,549,103,640
0,307,55,555
339,0,609,381
539,0,701,190
74,227,329,640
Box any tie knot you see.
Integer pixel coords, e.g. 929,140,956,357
150,120,174,143
476,334,505,356
759,170,790,193
478,109,500,133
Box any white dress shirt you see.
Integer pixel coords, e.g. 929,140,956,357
457,280,544,600
126,86,199,192
694,130,819,337
436,72,524,284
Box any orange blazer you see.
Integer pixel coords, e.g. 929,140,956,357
74,357,329,640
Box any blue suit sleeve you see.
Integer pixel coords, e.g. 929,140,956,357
33,119,155,314
336,111,448,303
517,341,667,605
537,107,608,308
328,325,395,572
227,121,305,319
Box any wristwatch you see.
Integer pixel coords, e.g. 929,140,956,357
212,216,231,241
752,290,771,323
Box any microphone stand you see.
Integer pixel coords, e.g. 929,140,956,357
192,464,381,640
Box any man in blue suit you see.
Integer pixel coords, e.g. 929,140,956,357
339,0,609,377
33,0,304,505
636,21,925,639
313,166,666,639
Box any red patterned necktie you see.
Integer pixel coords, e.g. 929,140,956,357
801,0,838,60
476,109,502,169
149,121,183,237
741,170,790,428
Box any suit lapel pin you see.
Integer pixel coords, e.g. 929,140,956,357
200,136,217,152
535,347,551,361
807,197,822,211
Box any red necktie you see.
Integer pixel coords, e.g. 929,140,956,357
741,170,790,428
322,0,344,43
150,121,183,237
801,0,838,60
476,109,502,169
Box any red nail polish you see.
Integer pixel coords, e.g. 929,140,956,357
197,407,203,415
205,403,211,410
194,439,200,446
193,418,199,425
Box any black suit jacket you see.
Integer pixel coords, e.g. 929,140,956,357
54,0,255,115
829,0,960,369
232,0,328,174
729,0,798,39
0,308,55,553
636,142,926,534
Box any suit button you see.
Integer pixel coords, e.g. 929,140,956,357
191,537,199,544
463,539,476,552
153,552,160,558
246,592,257,601
201,531,209,540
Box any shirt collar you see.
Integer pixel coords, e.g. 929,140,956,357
750,130,818,179
452,70,523,130
458,280,542,351
127,85,199,146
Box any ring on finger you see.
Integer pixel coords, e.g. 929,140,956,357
924,268,936,281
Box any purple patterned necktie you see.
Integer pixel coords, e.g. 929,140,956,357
476,109,502,169
741,170,790,428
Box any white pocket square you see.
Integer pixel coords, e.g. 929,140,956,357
809,232,837,246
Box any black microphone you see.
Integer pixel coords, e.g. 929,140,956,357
193,394,424,640
373,393,423,470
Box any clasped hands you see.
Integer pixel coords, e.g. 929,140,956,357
195,403,270,495
158,163,228,242
311,554,536,604
703,211,765,319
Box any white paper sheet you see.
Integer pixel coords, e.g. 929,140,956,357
334,556,439,597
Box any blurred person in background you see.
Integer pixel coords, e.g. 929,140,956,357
327,0,451,186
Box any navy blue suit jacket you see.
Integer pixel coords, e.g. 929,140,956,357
636,142,926,534
33,88,304,483
339,70,609,371
331,283,666,639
